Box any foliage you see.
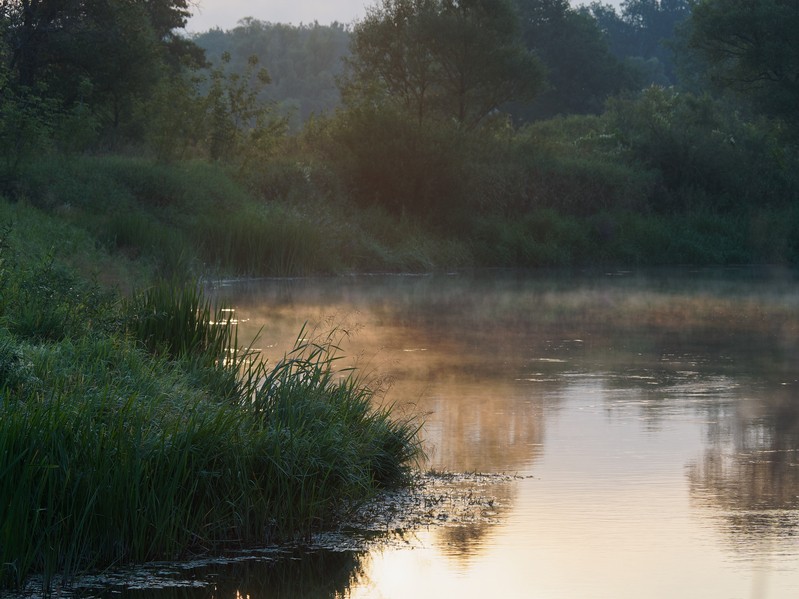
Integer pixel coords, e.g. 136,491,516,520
684,0,799,126
193,20,351,129
0,83,56,194
606,86,799,212
142,73,207,163
0,0,203,144
314,103,475,221
205,51,287,164
344,0,545,129
584,0,693,85
511,0,640,120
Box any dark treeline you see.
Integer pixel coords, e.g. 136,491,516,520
0,0,798,272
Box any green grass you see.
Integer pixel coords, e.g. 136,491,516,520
0,328,422,590
0,218,423,592
196,204,340,276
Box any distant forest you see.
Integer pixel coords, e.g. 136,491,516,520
191,0,692,128
193,20,351,128
1,0,797,270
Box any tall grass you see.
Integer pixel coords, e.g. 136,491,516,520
196,204,340,276
0,263,422,592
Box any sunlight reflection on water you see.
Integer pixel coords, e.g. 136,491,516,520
34,268,798,599
208,269,799,599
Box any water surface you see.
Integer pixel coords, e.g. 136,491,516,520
66,269,799,598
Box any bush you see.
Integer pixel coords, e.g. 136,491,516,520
606,87,799,212
315,105,473,225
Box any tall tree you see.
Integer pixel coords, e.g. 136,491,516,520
685,0,799,125
435,0,544,126
0,0,204,133
344,0,544,128
585,0,692,84
513,0,638,119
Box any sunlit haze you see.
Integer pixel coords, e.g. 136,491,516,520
185,0,623,33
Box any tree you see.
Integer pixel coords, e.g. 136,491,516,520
192,20,351,128
435,0,545,127
204,52,287,165
685,0,799,125
0,0,205,140
513,0,639,120
586,0,692,84
344,0,544,128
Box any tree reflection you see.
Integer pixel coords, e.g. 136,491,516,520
210,269,799,572
688,383,799,552
88,549,366,598
433,478,517,565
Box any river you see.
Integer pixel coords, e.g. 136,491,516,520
68,268,799,598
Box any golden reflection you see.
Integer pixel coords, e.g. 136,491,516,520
213,270,799,475
208,269,799,594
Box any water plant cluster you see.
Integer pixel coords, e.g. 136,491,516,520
0,219,421,591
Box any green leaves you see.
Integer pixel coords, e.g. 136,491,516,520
345,0,544,128
205,52,287,165
686,0,799,125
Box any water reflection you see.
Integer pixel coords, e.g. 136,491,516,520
80,549,364,598
206,269,799,597
215,268,799,472
19,269,799,598
688,381,799,558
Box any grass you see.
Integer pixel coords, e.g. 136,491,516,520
0,219,423,592
9,136,796,280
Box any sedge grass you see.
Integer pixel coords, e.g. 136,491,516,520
0,279,422,592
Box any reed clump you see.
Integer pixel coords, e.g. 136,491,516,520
0,233,422,592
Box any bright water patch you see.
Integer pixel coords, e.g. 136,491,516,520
22,268,799,599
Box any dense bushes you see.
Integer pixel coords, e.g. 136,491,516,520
606,87,799,213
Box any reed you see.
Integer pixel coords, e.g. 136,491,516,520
196,205,338,276
1,279,422,591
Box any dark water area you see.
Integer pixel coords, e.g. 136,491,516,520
18,268,799,598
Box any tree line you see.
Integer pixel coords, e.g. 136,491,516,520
1,0,797,264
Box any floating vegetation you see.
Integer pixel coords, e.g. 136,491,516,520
341,471,529,534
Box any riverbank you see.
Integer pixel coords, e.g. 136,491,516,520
0,199,422,591
8,153,798,285
1,136,795,590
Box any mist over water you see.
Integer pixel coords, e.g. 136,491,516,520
57,268,799,598
220,268,799,598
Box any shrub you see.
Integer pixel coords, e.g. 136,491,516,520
606,87,799,212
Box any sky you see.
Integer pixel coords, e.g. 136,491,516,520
185,0,370,33
184,0,622,34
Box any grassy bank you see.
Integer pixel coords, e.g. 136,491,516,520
0,209,421,591
9,143,798,284
1,75,797,594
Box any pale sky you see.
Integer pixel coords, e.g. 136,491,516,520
185,1,622,33
185,1,370,32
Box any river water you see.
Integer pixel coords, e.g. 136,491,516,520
67,269,799,598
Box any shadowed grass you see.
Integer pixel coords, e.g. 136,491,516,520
196,205,338,276
0,266,422,592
